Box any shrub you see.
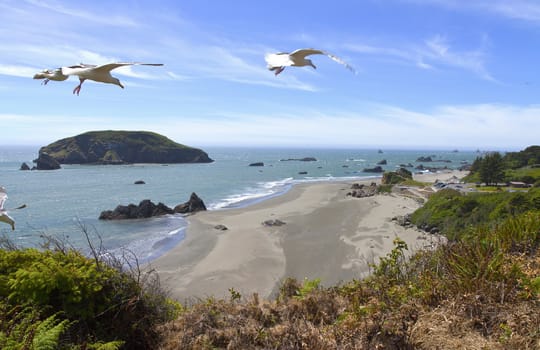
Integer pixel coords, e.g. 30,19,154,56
410,188,540,240
0,237,179,349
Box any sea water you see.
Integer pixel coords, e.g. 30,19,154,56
0,146,478,262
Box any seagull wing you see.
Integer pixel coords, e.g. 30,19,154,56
92,62,164,73
289,48,356,73
289,48,326,60
323,52,356,73
70,63,97,69
62,62,163,76
0,213,15,230
0,190,6,210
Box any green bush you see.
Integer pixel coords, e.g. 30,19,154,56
410,188,540,240
381,168,412,185
0,243,179,349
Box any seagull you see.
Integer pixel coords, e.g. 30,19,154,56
60,62,164,95
0,187,25,231
265,48,356,76
33,64,96,85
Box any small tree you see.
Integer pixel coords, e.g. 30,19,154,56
479,152,505,186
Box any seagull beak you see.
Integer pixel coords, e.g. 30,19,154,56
311,63,317,69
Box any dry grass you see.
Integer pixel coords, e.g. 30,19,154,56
158,213,540,349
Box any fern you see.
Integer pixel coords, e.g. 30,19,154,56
32,314,72,350
0,305,72,350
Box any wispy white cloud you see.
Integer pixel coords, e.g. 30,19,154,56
403,0,540,23
345,34,494,81
127,103,540,149
3,102,536,149
490,1,540,22
22,0,138,27
423,35,494,81
0,65,38,78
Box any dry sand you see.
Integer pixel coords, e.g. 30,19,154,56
148,170,468,302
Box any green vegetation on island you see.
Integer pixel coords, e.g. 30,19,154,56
37,130,213,165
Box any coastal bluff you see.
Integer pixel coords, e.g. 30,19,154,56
35,130,213,165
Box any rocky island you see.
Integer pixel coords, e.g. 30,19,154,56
34,130,213,167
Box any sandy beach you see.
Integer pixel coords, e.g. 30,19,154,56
149,170,468,302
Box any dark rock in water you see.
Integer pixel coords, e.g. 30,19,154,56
377,159,387,165
99,192,207,220
134,180,145,185
298,171,308,175
37,130,213,165
416,156,433,162
99,199,174,220
214,224,228,231
249,162,264,167
34,152,61,170
280,157,317,162
20,162,30,170
399,163,414,168
347,182,378,198
363,166,383,173
174,192,207,214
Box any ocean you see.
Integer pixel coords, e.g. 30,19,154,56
0,146,478,262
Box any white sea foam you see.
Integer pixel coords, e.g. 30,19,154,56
209,177,295,210
109,222,186,264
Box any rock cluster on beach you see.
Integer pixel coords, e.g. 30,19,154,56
99,192,207,220
393,213,440,234
262,219,286,226
347,182,378,198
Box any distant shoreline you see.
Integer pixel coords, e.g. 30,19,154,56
148,169,468,302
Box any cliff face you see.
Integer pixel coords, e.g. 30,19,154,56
37,131,213,164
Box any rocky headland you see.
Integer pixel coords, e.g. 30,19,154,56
34,130,213,167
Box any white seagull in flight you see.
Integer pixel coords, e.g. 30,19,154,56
265,48,356,76
35,62,164,95
33,64,96,85
0,187,25,231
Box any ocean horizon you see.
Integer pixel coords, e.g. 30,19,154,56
0,145,478,262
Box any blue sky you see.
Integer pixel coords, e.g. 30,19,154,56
1,0,539,150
